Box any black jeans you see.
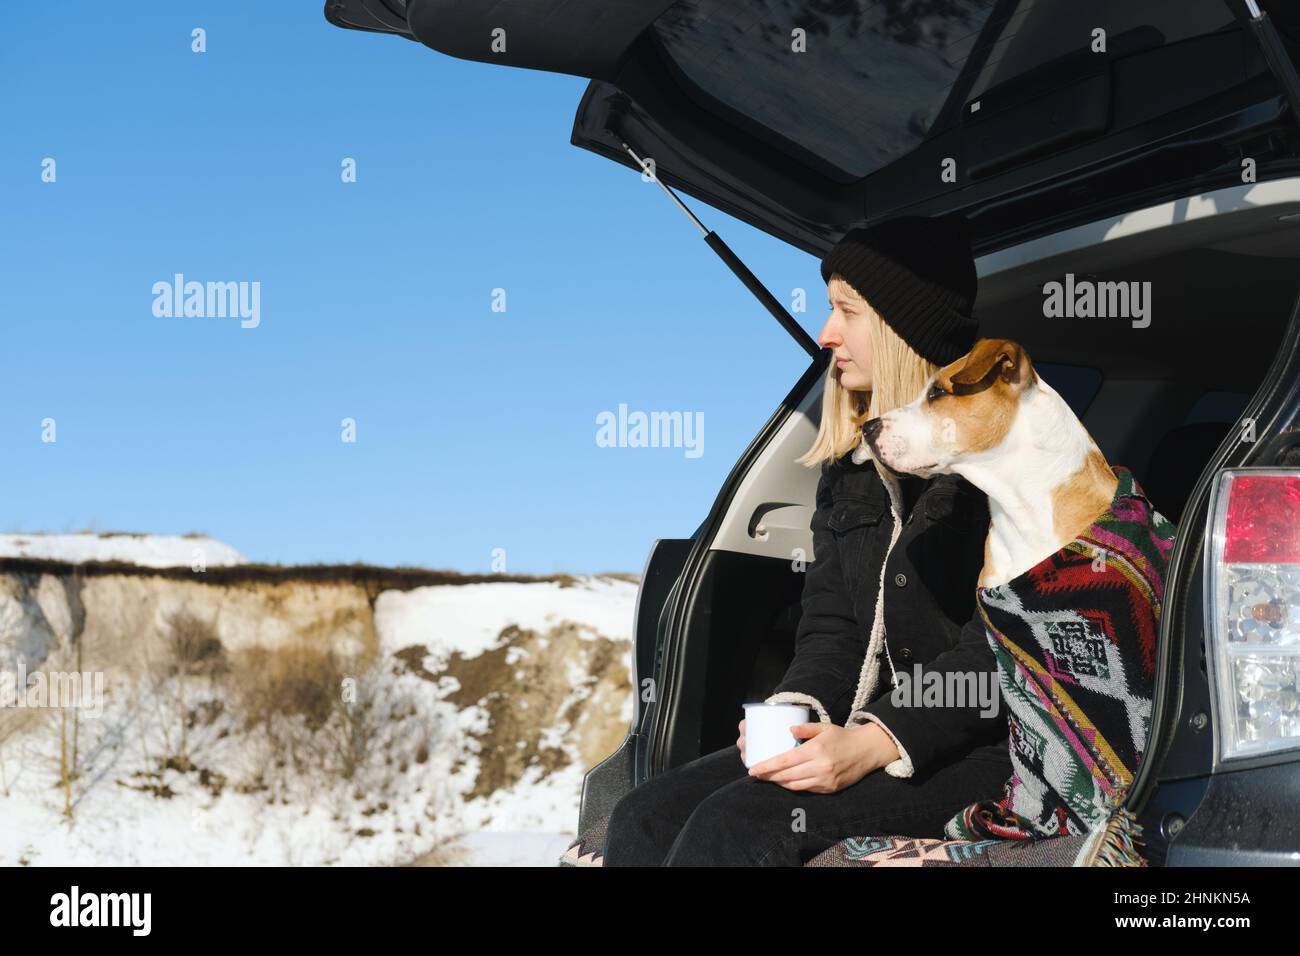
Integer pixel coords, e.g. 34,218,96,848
602,741,1012,866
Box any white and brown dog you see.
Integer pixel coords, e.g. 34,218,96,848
854,338,1118,588
856,337,1178,849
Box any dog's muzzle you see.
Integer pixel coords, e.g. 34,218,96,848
862,417,883,458
860,417,906,476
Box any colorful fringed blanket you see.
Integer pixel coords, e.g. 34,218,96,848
942,465,1176,854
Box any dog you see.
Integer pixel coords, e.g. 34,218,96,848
855,337,1177,846
854,337,1119,588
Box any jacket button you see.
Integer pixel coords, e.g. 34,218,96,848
900,647,914,663
894,572,907,587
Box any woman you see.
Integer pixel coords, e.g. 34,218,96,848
563,215,1012,867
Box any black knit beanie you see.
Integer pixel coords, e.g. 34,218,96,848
820,215,978,366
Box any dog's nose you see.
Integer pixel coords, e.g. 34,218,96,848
862,418,883,442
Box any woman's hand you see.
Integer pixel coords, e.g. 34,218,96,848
746,722,900,793
736,718,747,764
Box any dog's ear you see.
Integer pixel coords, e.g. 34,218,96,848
949,339,1036,395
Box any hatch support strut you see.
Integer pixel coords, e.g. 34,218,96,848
1243,0,1300,128
611,137,823,361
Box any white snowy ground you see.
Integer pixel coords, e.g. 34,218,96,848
0,537,636,867
0,532,247,567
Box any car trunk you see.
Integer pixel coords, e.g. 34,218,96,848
663,188,1300,862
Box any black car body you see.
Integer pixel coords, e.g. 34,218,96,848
327,0,1300,865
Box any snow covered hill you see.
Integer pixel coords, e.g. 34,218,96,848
0,532,247,568
0,536,636,866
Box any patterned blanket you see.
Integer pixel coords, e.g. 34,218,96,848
940,464,1176,857
807,832,1088,867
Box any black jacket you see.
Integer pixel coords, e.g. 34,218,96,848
765,447,1009,778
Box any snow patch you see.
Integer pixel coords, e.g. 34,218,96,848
0,533,246,568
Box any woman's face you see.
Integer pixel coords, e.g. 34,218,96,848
819,278,874,392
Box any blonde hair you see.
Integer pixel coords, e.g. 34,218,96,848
797,274,940,469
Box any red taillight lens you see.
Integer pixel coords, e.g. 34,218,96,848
1223,474,1300,563
1207,469,1300,765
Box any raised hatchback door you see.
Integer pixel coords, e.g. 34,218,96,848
326,1,1300,259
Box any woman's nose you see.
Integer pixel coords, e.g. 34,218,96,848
817,319,838,349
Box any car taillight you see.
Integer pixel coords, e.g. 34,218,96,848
1206,469,1300,765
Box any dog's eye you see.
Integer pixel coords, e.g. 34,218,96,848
926,383,946,403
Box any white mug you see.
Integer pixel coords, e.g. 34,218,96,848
742,702,812,768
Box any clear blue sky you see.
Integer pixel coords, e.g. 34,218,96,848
1,4,826,575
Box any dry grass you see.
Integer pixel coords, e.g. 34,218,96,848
226,642,439,802
0,557,629,602
231,643,347,736
163,610,227,678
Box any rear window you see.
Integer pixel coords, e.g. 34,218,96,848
652,0,998,180
650,0,1238,182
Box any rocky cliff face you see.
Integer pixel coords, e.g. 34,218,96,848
0,555,635,865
